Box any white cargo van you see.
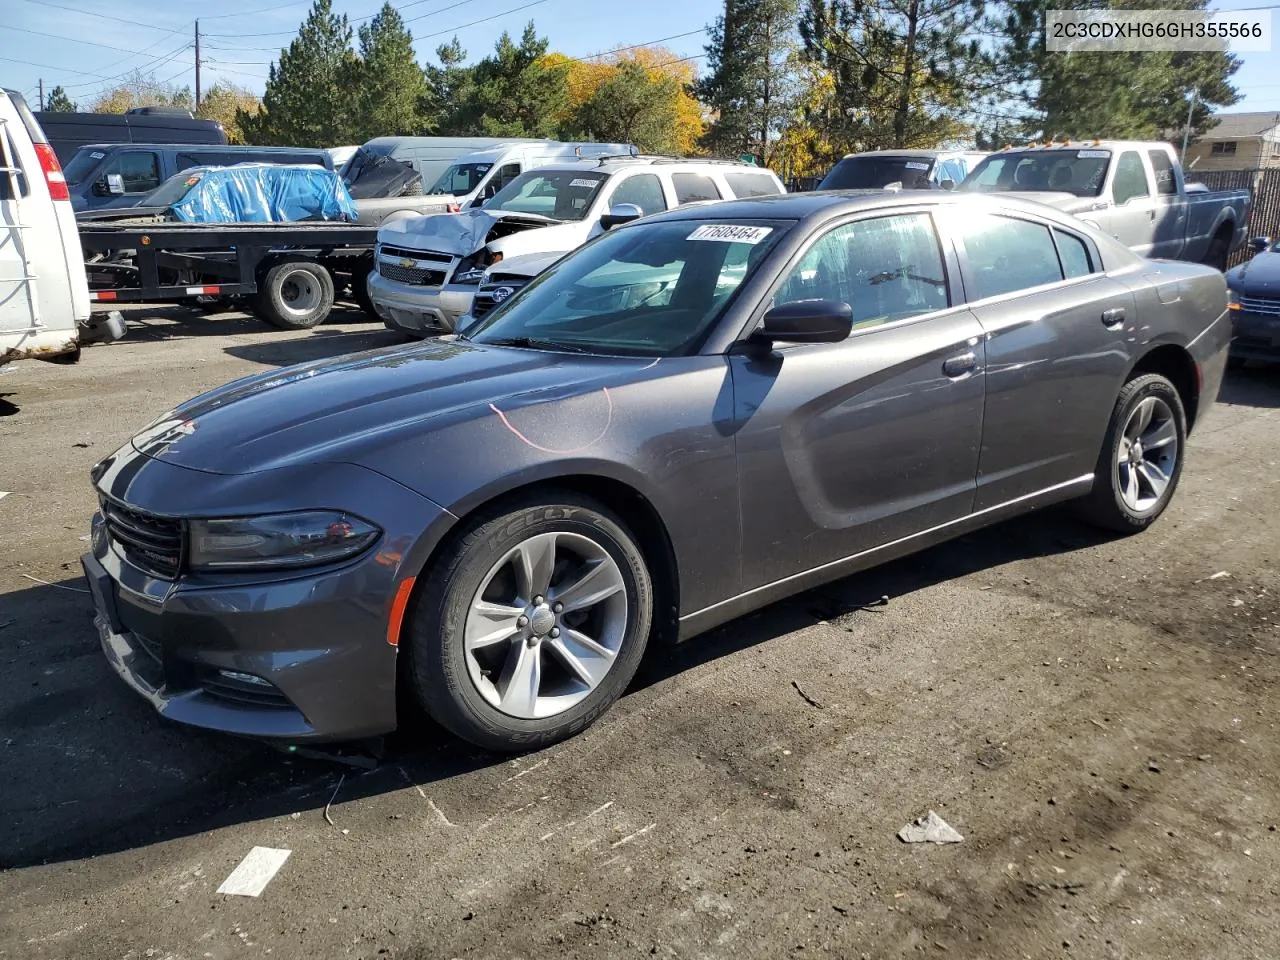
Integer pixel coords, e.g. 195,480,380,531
424,142,635,210
0,87,119,367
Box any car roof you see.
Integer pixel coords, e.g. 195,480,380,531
76,143,324,152
527,157,777,176
639,189,1107,230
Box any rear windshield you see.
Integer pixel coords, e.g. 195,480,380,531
819,156,937,190
959,150,1112,197
486,170,610,222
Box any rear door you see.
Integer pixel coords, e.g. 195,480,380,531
947,208,1136,508
1146,148,1189,260
732,208,986,587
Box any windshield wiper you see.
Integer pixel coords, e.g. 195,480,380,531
483,336,593,354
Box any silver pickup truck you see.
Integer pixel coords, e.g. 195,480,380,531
958,140,1250,269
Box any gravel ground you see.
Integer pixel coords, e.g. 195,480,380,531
1,306,1278,960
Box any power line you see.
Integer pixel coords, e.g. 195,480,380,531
0,54,119,79
0,24,180,57
198,0,310,19
16,0,189,35
61,41,194,93
203,0,477,37
415,0,557,41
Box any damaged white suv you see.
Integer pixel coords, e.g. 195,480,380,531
366,156,785,336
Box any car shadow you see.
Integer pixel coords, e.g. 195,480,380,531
1220,364,1280,408
0,507,1108,871
0,392,19,416
222,327,407,367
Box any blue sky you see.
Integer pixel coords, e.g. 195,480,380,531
3,0,1278,116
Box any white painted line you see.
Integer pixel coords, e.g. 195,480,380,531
216,847,291,897
0,492,9,501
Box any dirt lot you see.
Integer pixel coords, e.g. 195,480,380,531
1,305,1278,960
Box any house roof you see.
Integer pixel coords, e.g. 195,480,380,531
1202,111,1280,140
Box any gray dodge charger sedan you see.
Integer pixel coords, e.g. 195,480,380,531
82,191,1231,751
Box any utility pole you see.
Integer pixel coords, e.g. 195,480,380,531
1180,87,1198,164
194,19,201,109
38,78,44,111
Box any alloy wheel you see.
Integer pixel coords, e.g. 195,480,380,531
1116,395,1179,513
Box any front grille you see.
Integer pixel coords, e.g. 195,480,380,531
101,498,183,579
379,261,447,286
1239,295,1280,316
380,245,451,265
472,278,528,319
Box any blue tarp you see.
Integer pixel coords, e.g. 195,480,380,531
168,164,359,224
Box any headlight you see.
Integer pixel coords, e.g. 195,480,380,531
453,268,486,285
1227,288,1240,310
452,250,503,285
188,511,381,571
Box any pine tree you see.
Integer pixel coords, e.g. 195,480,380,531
43,86,77,113
425,37,473,131
442,24,568,137
695,0,800,163
354,3,429,141
238,0,359,146
800,0,993,151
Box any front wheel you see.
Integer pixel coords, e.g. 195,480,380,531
404,493,653,751
1074,373,1187,533
252,259,335,330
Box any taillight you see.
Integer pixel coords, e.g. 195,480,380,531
33,143,69,201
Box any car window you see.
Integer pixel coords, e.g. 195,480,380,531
486,170,609,221
1054,229,1094,279
106,151,161,194
772,213,948,330
961,214,1064,299
960,150,1110,198
724,171,781,198
1113,151,1150,205
468,218,791,356
1147,150,1177,197
934,158,967,185
672,172,721,204
609,174,667,216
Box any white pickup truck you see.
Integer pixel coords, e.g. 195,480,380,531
958,140,1250,269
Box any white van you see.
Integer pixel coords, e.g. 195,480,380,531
1,88,118,367
424,142,635,211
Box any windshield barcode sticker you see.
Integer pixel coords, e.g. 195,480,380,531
570,178,600,188
687,224,774,244
1076,150,1112,159
904,161,930,170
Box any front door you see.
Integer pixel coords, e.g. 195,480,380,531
732,210,986,589
1099,149,1159,256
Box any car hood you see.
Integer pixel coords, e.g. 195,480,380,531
1227,250,1280,295
377,207,561,256
129,338,640,477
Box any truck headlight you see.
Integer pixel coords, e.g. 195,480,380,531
188,511,381,571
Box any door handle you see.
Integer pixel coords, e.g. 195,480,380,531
942,351,977,377
1148,210,1156,221
1101,307,1126,327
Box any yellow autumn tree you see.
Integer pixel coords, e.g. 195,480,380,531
196,83,262,144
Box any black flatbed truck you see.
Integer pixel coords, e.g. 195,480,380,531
77,220,379,330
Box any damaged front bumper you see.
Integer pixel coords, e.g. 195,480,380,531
367,271,476,338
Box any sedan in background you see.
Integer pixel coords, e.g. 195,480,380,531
1226,234,1280,366
83,191,1231,751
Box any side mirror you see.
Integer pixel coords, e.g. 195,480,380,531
1250,235,1271,253
600,203,644,230
939,179,956,191
752,299,853,345
105,174,125,196
470,196,485,209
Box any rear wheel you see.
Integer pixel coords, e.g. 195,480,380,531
252,260,335,330
348,259,378,320
404,493,653,751
1204,226,1232,272
1074,373,1186,533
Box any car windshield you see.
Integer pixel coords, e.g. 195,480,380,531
428,162,494,196
485,170,610,221
143,168,212,207
819,156,937,190
959,150,1111,197
467,218,792,357
63,148,107,187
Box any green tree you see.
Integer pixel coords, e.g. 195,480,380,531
567,62,681,153
196,83,260,144
695,0,801,163
993,0,1240,143
800,0,992,151
43,86,77,112
239,0,359,146
440,24,567,137
424,37,473,129
354,3,429,140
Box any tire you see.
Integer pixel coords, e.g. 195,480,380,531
1227,355,1248,372
1074,373,1187,534
349,260,379,320
404,492,653,751
1204,228,1232,272
252,259,335,330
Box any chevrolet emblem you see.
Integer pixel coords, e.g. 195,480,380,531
398,257,416,269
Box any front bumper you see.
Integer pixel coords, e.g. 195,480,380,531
85,455,454,742
1229,306,1280,361
367,270,476,338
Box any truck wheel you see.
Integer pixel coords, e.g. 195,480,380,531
349,260,379,320
253,260,335,330
1204,226,1232,272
